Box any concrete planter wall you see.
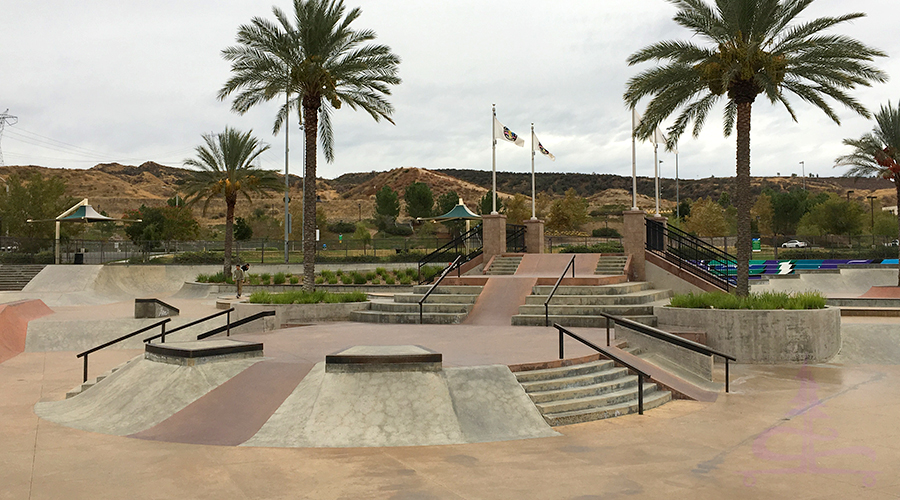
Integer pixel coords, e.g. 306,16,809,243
655,306,841,364
232,301,369,332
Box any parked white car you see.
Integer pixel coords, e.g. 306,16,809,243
781,239,809,248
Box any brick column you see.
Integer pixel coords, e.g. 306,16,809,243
481,214,507,263
622,209,647,281
523,218,544,253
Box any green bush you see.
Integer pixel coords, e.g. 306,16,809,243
335,270,344,277
341,274,353,284
327,221,357,234
353,272,367,285
273,272,286,285
315,276,324,284
592,228,622,238
195,271,228,283
365,271,376,281
372,278,381,285
375,267,387,277
290,275,300,284
399,276,411,285
248,290,368,304
420,265,443,282
259,273,271,284
172,250,228,265
320,270,335,280
248,275,260,286
385,276,395,285
328,276,338,285
385,224,414,236
668,290,826,310
559,242,624,253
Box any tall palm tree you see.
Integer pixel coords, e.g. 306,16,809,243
182,127,282,277
218,0,401,290
624,0,886,296
836,102,900,285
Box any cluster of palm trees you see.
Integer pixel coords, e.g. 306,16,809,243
183,0,897,293
181,0,400,289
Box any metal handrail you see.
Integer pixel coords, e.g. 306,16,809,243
544,255,576,326
76,318,171,383
554,323,652,415
418,255,463,324
595,311,736,393
506,224,526,252
418,223,483,281
196,310,276,340
646,218,736,291
144,308,234,344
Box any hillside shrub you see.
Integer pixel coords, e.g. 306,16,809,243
327,221,357,234
591,228,622,238
668,290,826,310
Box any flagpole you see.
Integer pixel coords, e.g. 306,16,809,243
654,142,660,215
531,123,537,219
492,104,498,215
631,109,638,211
675,147,680,219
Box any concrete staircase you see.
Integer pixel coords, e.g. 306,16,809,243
0,264,47,291
511,282,671,327
595,255,628,275
485,255,522,275
349,285,484,324
514,357,672,425
66,357,135,399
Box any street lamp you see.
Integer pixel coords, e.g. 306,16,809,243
867,195,877,246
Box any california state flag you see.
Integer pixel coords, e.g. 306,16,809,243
494,117,525,147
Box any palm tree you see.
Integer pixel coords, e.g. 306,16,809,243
836,102,900,285
182,127,282,277
218,0,401,290
624,0,886,296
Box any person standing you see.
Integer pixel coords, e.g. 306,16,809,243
233,263,245,298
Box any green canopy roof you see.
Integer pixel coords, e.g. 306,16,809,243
420,199,481,222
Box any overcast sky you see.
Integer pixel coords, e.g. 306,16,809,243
2,0,898,183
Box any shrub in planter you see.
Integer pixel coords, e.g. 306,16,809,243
260,273,271,284
273,272,286,285
290,275,300,284
328,276,339,285
591,227,622,238
353,272,367,285
341,274,353,284
315,276,324,285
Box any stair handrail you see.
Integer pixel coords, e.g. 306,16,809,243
143,307,234,344
418,255,463,324
646,218,735,292
76,318,171,383
418,223,482,281
554,323,651,415
506,224,527,252
196,310,276,340
595,311,736,393
544,255,577,326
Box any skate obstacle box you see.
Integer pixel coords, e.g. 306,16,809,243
134,298,180,319
325,345,442,373
144,339,264,366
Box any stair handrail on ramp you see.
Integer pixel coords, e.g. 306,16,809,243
418,255,464,324
595,311,736,393
544,255,576,326
143,307,235,344
196,310,276,340
76,318,171,383
645,218,735,292
418,223,483,283
554,323,652,415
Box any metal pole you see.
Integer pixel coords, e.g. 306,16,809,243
83,355,89,383
638,373,644,415
631,109,638,210
558,328,564,359
725,360,730,393
492,104,498,215
226,310,231,337
654,145,660,215
531,123,536,220
676,150,680,218
284,88,290,264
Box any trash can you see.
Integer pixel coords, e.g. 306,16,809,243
74,253,84,264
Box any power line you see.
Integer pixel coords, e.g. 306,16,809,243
0,109,20,166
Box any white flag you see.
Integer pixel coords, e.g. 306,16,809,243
532,131,555,161
494,117,525,147
632,108,668,147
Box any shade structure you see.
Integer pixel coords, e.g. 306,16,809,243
57,205,130,222
419,199,481,222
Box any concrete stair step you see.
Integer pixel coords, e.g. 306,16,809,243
348,310,468,324
517,304,656,316
526,375,639,404
536,382,660,414
410,285,485,295
519,367,629,393
514,359,615,383
65,358,134,399
532,282,652,295
368,302,472,314
542,390,672,426
511,314,658,328
525,290,672,306
393,293,481,304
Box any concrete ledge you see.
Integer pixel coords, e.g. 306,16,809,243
232,301,369,330
655,306,840,364
145,339,263,366
325,345,442,373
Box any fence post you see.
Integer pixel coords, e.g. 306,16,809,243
558,328,564,359
226,310,231,337
83,354,89,383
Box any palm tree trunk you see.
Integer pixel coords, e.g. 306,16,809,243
224,196,235,278
302,96,320,292
734,101,752,296
896,180,900,286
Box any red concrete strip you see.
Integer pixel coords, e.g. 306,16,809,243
861,286,900,298
463,277,537,326
129,360,310,446
0,299,53,364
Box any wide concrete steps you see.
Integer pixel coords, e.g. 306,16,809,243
485,255,522,275
595,255,628,275
350,285,484,324
514,358,671,426
518,304,655,316
531,282,653,296
526,289,671,305
0,264,47,291
513,281,669,328
66,358,134,399
511,314,658,328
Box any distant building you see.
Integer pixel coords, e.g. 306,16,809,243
883,206,898,215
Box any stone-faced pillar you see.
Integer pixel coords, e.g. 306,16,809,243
481,214,507,263
523,218,544,253
622,209,647,281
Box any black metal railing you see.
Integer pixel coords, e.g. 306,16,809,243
418,255,463,324
554,323,652,415
418,223,483,281
595,311,736,393
506,224,526,252
76,319,171,383
544,255,576,326
144,308,234,344
646,218,736,292
196,310,275,340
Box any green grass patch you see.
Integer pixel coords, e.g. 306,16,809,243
273,272,286,285
248,290,368,304
668,290,826,310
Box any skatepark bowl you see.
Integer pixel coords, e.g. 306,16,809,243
2,262,900,499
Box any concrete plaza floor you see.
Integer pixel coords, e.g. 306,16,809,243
2,312,900,499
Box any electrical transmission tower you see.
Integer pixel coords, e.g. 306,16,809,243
0,109,19,167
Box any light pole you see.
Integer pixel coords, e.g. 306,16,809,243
846,190,855,248
846,190,854,202
868,195,876,246
799,161,805,190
